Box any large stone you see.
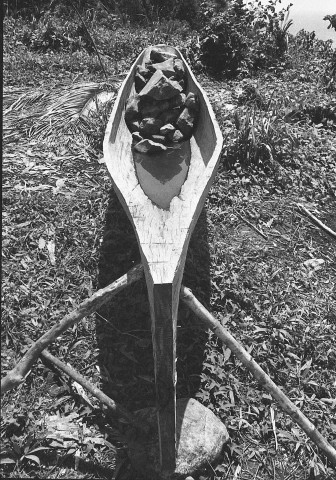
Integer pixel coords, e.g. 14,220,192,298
160,123,176,139
133,139,167,154
150,134,166,143
136,64,152,79
172,129,185,143
178,78,186,90
127,398,229,479
176,107,196,138
125,95,140,122
141,100,165,118
173,58,186,79
150,47,177,63
135,73,147,93
159,108,182,125
139,70,183,101
139,93,186,119
139,117,163,136
185,92,199,113
128,119,140,133
150,58,176,78
171,93,186,108
132,131,143,143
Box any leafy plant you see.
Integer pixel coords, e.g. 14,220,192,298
20,13,84,52
0,435,50,468
324,49,336,92
228,103,293,169
324,14,336,32
198,0,293,75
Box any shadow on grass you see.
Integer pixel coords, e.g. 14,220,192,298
96,187,211,415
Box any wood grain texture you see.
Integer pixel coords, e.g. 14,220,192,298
103,44,223,473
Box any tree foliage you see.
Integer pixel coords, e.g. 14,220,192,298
324,14,336,32
198,0,294,75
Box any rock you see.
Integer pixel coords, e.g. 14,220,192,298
150,134,166,143
128,398,229,479
135,73,147,93
128,119,140,132
185,92,199,113
171,92,186,108
125,95,140,122
141,100,165,119
132,131,143,143
136,64,152,79
159,108,182,125
174,58,186,79
139,117,163,136
176,107,196,138
172,129,185,143
150,47,177,63
139,70,183,101
178,78,186,90
140,93,185,118
133,139,167,154
160,123,176,139
149,58,176,78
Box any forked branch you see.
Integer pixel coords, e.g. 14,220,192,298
1,264,144,395
180,286,336,467
2,264,335,466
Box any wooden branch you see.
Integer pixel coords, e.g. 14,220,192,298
235,212,268,240
297,204,336,240
1,264,144,395
180,286,336,467
40,348,148,433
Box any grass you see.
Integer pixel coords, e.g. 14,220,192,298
1,10,336,480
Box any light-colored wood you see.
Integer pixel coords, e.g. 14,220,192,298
297,204,336,239
180,286,336,468
103,44,223,473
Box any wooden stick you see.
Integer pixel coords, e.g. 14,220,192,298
40,348,148,433
235,212,268,240
297,204,336,240
1,264,144,395
180,286,336,467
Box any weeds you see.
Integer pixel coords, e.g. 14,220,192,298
2,3,336,479
227,102,293,169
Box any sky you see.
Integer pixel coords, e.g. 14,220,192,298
244,0,336,43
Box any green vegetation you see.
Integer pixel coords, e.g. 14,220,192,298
2,0,336,479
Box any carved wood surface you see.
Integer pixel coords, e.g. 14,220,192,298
103,44,223,473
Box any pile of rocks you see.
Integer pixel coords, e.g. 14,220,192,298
125,47,199,154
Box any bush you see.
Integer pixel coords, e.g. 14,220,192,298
324,14,336,32
198,0,293,76
105,0,200,24
324,49,336,92
3,0,49,18
199,10,246,76
20,14,87,52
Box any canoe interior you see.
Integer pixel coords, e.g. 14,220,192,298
104,44,223,285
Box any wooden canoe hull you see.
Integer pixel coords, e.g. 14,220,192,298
103,45,223,286
103,44,223,474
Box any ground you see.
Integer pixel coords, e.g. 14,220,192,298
1,12,336,480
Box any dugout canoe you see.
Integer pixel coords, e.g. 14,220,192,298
103,44,223,475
